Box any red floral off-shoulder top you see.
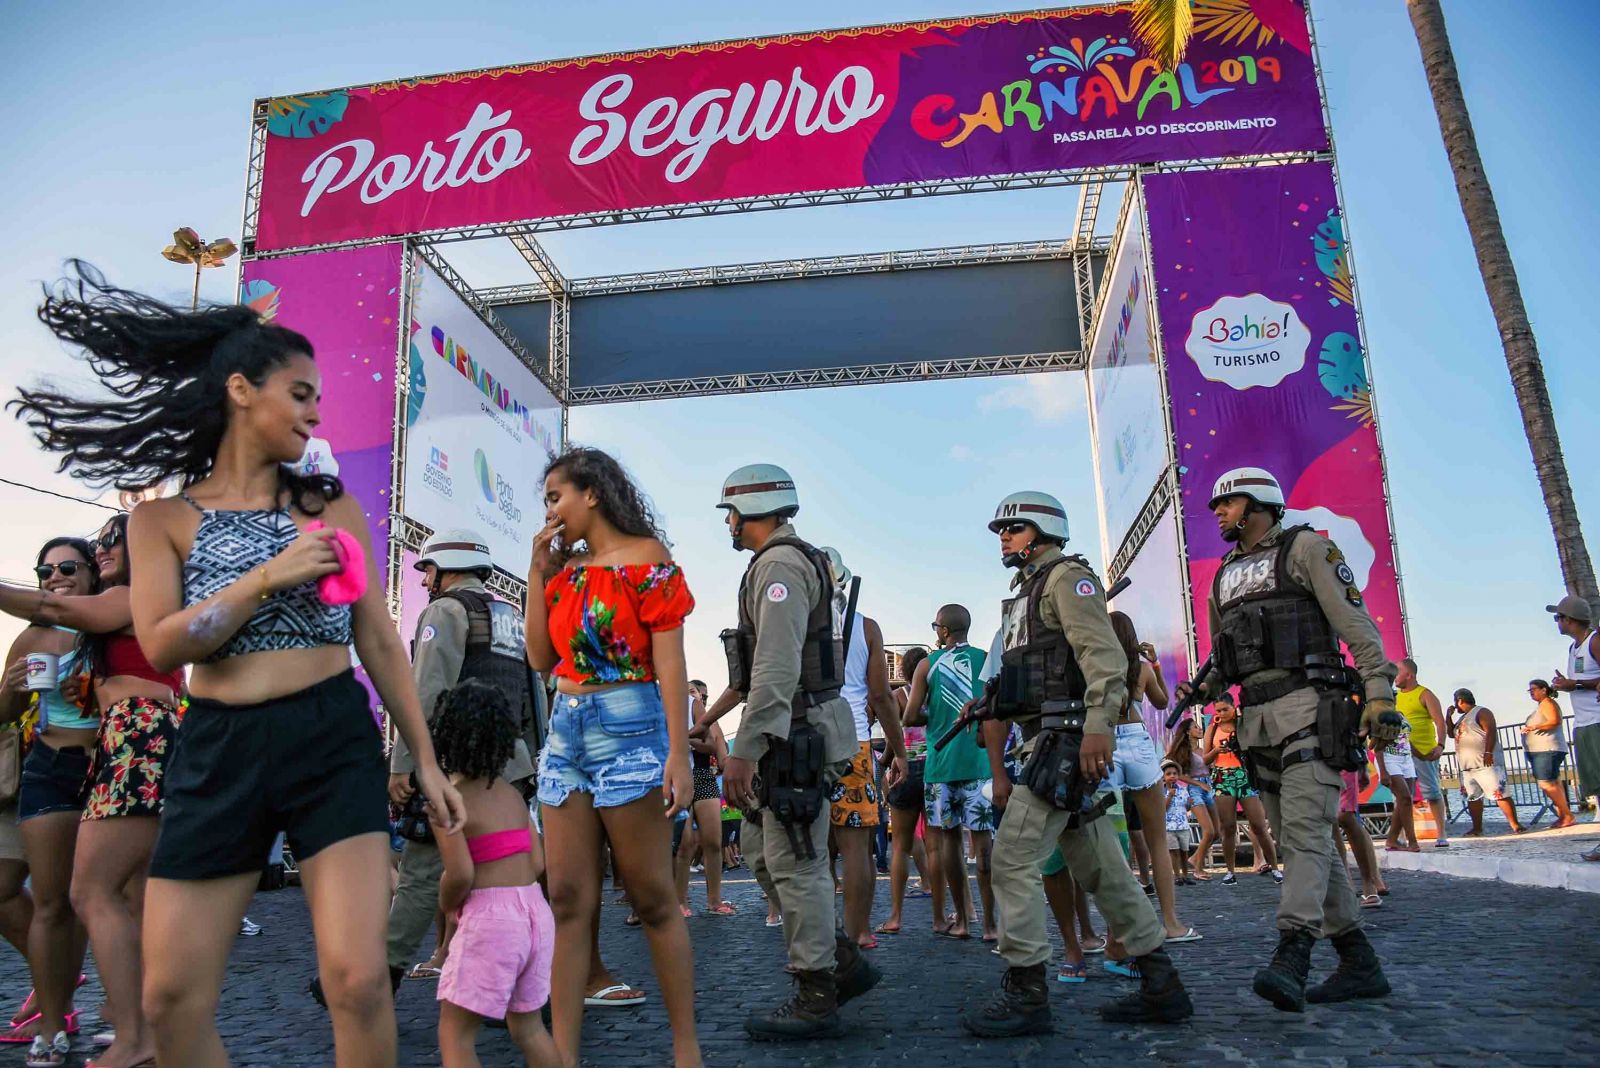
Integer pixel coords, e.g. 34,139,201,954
544,564,695,685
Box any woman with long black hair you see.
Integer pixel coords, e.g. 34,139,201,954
524,447,699,1068
12,263,465,1068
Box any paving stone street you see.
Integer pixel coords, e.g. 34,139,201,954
8,857,1597,1067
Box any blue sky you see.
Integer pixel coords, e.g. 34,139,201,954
0,0,1595,737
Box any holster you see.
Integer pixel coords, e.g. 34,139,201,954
1314,679,1365,773
396,773,434,844
720,627,754,694
1018,704,1108,825
757,718,828,860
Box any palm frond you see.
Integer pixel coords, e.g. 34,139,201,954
1331,388,1375,427
1131,0,1196,70
1194,0,1276,48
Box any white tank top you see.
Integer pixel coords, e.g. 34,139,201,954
840,609,871,742
1568,630,1600,729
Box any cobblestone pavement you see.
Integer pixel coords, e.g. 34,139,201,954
8,863,1597,1066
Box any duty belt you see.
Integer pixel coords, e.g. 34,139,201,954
1245,724,1319,794
1020,701,1087,742
799,688,841,708
1239,671,1307,707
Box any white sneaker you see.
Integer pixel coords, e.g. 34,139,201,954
240,917,263,937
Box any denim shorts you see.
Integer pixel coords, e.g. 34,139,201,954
18,740,92,822
537,685,669,809
1528,750,1567,784
1187,783,1214,808
1104,721,1163,793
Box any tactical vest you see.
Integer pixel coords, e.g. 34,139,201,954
438,589,535,736
1210,526,1340,685
996,556,1089,717
725,536,845,702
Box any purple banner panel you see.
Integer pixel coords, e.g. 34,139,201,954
1143,161,1406,665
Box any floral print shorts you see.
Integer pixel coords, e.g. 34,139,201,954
83,697,181,821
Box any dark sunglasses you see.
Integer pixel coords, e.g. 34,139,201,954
95,528,125,552
996,522,1031,536
35,561,83,580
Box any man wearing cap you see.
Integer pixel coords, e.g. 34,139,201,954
715,464,884,1039
967,490,1192,1036
384,529,544,987
1549,595,1600,850
1177,467,1399,1012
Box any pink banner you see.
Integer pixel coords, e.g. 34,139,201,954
255,3,1327,250
1143,162,1406,667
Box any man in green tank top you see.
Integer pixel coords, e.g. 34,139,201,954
902,604,996,940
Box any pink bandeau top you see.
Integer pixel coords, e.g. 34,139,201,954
466,827,532,865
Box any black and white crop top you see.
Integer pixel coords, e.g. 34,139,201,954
180,494,353,664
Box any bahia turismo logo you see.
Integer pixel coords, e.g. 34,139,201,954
473,449,522,526
422,445,453,499
1184,293,1309,390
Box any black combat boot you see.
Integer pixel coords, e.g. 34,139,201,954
1253,928,1316,1012
1307,928,1391,1004
963,964,1051,1037
1098,948,1194,1023
834,930,883,1006
745,969,844,1041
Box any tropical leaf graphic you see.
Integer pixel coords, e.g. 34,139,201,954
1131,0,1195,70
1313,211,1355,307
266,92,350,138
240,279,280,322
1317,331,1368,400
1332,388,1376,427
1194,0,1311,54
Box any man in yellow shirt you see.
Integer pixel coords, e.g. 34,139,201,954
1395,658,1450,848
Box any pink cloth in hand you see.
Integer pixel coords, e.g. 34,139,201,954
305,521,367,605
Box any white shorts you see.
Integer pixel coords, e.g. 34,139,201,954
1460,765,1506,803
1382,748,1415,780
1105,722,1163,793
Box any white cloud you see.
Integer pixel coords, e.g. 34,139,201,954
947,444,973,461
977,372,1084,424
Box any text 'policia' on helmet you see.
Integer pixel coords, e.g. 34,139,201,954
1208,467,1286,511
987,491,1070,543
414,527,493,573
717,463,799,520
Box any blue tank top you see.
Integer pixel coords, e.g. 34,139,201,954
39,630,96,731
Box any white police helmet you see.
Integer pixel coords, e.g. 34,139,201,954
819,546,851,590
415,528,493,573
987,491,1070,543
717,463,799,520
1208,467,1286,511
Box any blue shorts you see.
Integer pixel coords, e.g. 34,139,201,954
1528,750,1567,784
537,685,669,809
1413,755,1443,802
1187,783,1214,808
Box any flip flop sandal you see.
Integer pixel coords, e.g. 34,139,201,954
859,937,880,950
873,923,901,935
406,963,443,980
1359,894,1383,909
1103,959,1140,979
583,984,645,1008
1057,962,1088,984
1377,888,1391,896
1581,849,1600,863
0,1019,38,1045
1166,928,1204,944
25,1031,69,1068
91,1031,115,1049
705,903,737,916
765,916,785,928
623,912,641,927
1080,938,1107,955
906,887,931,899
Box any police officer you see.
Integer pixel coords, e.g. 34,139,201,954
716,463,882,1040
968,491,1192,1035
1177,467,1398,1011
385,528,544,985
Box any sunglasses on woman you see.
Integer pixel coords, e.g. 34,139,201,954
95,528,125,551
35,561,83,580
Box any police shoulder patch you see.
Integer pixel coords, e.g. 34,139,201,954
1334,562,1356,586
1074,578,1098,598
419,624,437,643
765,582,789,603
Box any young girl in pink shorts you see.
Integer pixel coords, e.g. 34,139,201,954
429,680,558,1067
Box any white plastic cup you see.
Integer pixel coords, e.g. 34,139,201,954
23,654,59,693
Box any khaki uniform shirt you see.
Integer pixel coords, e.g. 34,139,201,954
390,577,536,785
1206,524,1397,740
1008,545,1128,740
730,523,857,770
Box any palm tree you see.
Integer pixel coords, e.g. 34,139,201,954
1129,0,1597,602
1405,0,1595,602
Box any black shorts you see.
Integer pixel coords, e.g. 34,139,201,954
692,767,720,803
887,758,926,811
150,671,388,880
721,819,740,846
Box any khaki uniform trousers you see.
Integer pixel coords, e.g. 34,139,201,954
743,801,837,972
386,838,443,971
1241,687,1361,938
993,781,1163,968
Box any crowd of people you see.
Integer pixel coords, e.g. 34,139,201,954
0,265,1595,1066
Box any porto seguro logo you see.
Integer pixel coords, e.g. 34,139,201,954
474,449,522,525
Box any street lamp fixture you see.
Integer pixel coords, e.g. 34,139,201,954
162,227,237,310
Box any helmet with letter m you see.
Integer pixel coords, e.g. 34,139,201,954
1208,467,1286,516
988,491,1069,568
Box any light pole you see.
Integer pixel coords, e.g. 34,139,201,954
161,227,237,310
